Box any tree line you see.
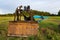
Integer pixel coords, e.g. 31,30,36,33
0,10,60,16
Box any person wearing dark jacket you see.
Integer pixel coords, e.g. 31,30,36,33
23,14,35,21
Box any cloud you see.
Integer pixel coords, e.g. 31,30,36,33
0,9,5,14
0,0,60,14
29,0,60,14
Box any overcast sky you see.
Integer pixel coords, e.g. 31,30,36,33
0,0,60,14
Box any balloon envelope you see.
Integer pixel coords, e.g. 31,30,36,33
33,15,42,18
33,15,48,19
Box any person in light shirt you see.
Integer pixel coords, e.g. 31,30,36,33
14,5,23,21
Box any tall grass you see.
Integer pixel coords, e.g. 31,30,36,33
0,16,60,40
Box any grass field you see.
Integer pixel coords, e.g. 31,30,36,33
0,16,60,40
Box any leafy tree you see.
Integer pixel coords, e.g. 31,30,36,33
58,10,60,16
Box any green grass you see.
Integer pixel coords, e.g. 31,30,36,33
0,16,60,40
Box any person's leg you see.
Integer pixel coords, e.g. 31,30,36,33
17,13,19,21
14,13,16,21
20,14,21,21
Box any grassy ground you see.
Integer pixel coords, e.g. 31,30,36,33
0,16,60,40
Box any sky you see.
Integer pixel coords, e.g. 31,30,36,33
0,0,60,14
